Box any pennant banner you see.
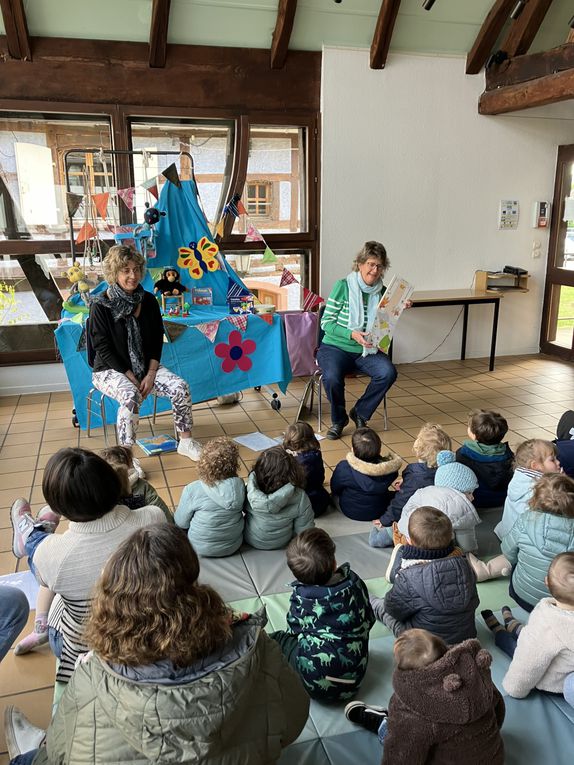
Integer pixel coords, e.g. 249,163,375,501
245,224,264,243
194,320,221,343
262,246,278,264
66,192,84,219
163,321,188,343
162,163,182,189
280,268,298,287
141,178,159,200
117,187,136,212
224,193,241,219
227,314,249,333
75,222,97,244
92,192,109,220
227,278,252,301
215,219,225,238
257,313,274,326
237,200,247,216
302,287,324,312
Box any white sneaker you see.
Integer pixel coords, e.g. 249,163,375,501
177,438,203,462
4,706,45,758
132,457,146,479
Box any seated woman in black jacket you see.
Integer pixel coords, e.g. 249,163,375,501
89,245,201,463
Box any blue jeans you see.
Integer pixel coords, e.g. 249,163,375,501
11,751,38,765
316,344,397,425
0,587,29,662
25,528,51,578
494,629,519,658
369,526,394,548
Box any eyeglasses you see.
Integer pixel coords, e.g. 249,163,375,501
364,262,384,272
120,267,142,276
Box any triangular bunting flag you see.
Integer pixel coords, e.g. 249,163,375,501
302,287,324,312
245,224,264,243
224,193,241,218
237,200,247,216
262,246,278,264
280,268,298,287
92,192,109,219
163,321,188,343
215,219,225,238
162,163,182,189
227,314,249,333
66,192,83,218
227,278,252,300
257,313,274,326
75,222,97,244
141,178,159,200
117,187,136,212
194,320,221,343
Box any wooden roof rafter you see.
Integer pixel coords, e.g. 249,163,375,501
270,0,298,70
149,0,171,69
370,0,402,70
465,0,515,74
501,0,554,58
0,0,31,61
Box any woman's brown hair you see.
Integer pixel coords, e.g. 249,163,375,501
530,473,574,517
253,445,306,494
198,437,240,486
102,244,146,285
84,524,232,666
352,241,390,272
283,422,320,454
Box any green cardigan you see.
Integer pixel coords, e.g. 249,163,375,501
321,278,385,353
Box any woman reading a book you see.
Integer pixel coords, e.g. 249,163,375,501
89,245,202,464
317,241,399,440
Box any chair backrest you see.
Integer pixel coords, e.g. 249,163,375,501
85,317,96,368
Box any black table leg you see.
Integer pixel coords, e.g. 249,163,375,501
490,299,500,372
461,303,469,360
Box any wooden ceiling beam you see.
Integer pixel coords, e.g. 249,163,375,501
370,0,402,70
500,0,554,58
485,42,574,88
567,28,574,44
466,0,515,74
149,0,171,68
270,0,298,70
479,66,574,114
0,0,31,60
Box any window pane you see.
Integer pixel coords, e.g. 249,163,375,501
130,119,234,225
0,113,112,240
233,126,307,234
558,161,574,270
547,284,574,349
225,249,310,310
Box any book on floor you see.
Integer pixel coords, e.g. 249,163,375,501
136,434,178,456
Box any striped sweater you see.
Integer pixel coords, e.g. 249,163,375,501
35,504,167,682
321,279,386,353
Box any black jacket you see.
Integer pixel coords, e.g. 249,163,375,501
555,439,574,479
330,451,402,521
89,291,164,375
294,450,331,517
380,462,436,526
384,549,479,644
456,443,514,508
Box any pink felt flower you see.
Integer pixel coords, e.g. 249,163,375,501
215,330,256,373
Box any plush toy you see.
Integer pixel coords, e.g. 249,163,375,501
66,261,94,305
143,202,166,226
154,268,187,296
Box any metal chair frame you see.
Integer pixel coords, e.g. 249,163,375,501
86,388,165,445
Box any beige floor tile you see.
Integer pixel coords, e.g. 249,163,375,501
0,472,35,491
0,551,17,575
0,457,37,474
0,649,57,696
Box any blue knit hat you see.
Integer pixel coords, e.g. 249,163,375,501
435,450,478,493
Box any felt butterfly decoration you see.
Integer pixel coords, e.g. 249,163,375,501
178,237,220,279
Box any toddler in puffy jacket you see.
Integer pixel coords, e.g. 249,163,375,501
370,506,478,644
175,437,246,557
283,422,330,517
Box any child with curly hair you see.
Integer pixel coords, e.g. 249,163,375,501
244,446,314,550
175,437,246,557
283,421,330,517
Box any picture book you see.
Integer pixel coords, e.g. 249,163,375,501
192,287,213,306
136,434,179,456
228,295,255,314
369,275,414,353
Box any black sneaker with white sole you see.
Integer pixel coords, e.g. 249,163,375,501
344,701,388,734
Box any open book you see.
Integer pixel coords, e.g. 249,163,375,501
369,275,414,353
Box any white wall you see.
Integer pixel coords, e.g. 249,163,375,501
1,363,69,396
321,48,574,363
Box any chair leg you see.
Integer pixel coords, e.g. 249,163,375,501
295,378,314,423
99,394,109,446
152,393,158,424
317,375,323,432
86,389,94,438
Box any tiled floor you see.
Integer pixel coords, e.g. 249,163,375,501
1,352,573,762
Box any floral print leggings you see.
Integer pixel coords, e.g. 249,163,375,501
91,366,193,445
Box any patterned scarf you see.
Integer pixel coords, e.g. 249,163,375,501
92,284,146,380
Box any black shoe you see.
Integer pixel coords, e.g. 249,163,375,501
345,701,387,734
326,416,349,440
349,406,367,429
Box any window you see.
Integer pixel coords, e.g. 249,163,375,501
247,182,272,217
225,249,311,311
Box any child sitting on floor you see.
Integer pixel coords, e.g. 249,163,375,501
244,445,314,550
468,438,561,582
345,629,505,765
283,422,331,517
175,437,246,557
270,528,374,701
482,552,574,707
99,445,172,520
396,450,480,552
370,506,479,644
369,422,451,548
456,409,513,508
330,427,402,522
555,410,574,479
501,473,574,612
10,448,166,681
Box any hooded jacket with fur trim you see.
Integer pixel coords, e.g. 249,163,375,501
330,451,402,521
382,639,505,765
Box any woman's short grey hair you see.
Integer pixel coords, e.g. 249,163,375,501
352,241,390,272
102,245,146,285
